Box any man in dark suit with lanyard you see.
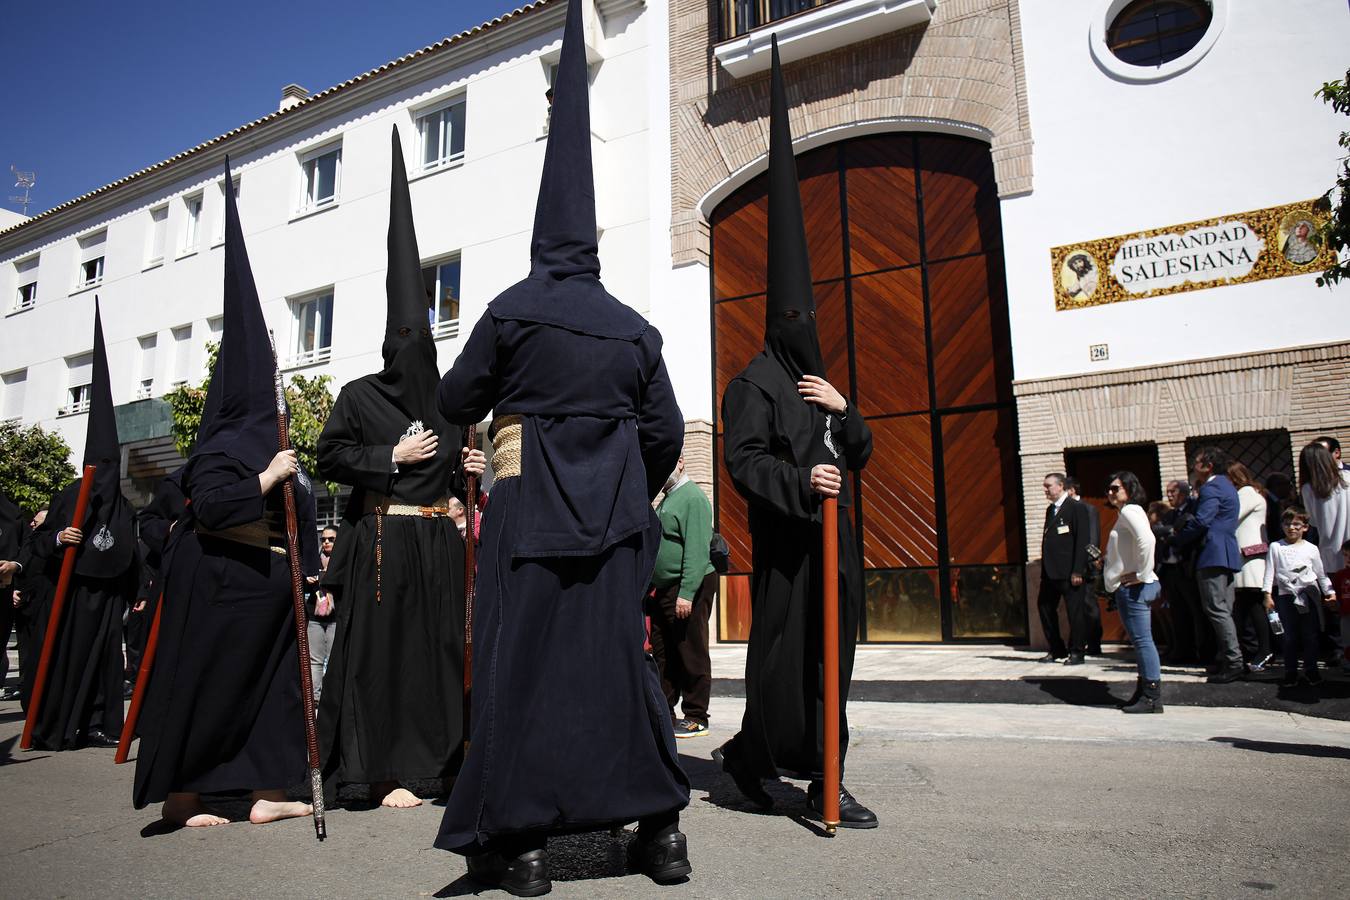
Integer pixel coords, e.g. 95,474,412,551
1037,472,1093,665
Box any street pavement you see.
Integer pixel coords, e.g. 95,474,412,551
2,695,1347,899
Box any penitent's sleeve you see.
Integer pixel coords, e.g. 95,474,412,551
189,456,267,532
637,328,684,502
723,379,816,521
438,312,500,426
316,388,394,496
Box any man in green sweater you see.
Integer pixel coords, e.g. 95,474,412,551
647,455,718,738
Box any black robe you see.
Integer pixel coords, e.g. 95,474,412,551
127,475,185,680
14,525,53,711
25,481,139,749
133,454,318,806
316,378,467,785
720,354,872,779
433,310,689,853
0,495,28,691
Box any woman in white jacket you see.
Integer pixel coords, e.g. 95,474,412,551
1104,471,1162,714
1229,462,1271,670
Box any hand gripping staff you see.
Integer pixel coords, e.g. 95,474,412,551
821,496,842,835
272,363,326,841
20,466,95,750
462,424,480,756
115,589,164,764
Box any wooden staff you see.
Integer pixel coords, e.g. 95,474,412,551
115,591,163,764
821,495,841,835
463,424,479,754
272,366,326,841
21,465,95,751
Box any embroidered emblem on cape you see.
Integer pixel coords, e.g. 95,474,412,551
402,420,426,441
92,524,115,552
823,415,840,460
297,468,313,493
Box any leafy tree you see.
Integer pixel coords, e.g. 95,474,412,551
1315,69,1350,287
0,420,78,515
165,341,338,494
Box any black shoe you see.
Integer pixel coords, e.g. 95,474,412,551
1305,670,1324,687
1036,653,1064,664
1280,672,1299,687
1206,665,1244,684
628,831,692,883
81,728,121,748
1087,645,1103,656
712,742,773,810
1062,653,1085,666
807,781,879,829
466,847,551,898
1121,680,1163,714
123,681,135,700
1204,663,1223,675
0,687,20,701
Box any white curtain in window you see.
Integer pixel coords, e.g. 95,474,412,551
67,353,93,387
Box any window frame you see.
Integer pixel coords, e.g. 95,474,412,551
180,193,204,256
136,333,158,400
414,95,468,174
214,176,241,246
61,353,94,417
74,230,107,293
1089,0,1224,83
1,368,26,424
421,255,463,341
11,256,38,313
146,204,169,268
297,143,342,214
286,289,335,368
170,324,194,388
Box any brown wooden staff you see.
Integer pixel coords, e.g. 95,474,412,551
272,366,326,841
821,495,841,835
115,591,163,764
21,465,95,751
463,424,479,755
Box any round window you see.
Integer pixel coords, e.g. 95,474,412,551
1106,0,1213,68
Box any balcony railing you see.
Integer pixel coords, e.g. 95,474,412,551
718,0,837,42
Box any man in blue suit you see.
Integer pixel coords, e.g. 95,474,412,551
1173,446,1244,683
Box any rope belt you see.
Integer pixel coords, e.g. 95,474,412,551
197,522,288,555
491,415,523,480
362,494,454,604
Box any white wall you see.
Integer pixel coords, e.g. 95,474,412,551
1003,0,1350,382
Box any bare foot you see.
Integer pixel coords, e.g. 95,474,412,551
248,798,314,824
162,793,230,828
379,786,423,809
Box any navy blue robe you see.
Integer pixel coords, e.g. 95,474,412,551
433,308,689,852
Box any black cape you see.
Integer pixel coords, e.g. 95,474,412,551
133,454,318,806
25,480,138,749
316,378,468,784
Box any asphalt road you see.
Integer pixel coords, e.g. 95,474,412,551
2,697,1347,899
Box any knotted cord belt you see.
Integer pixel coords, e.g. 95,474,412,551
362,494,453,603
491,415,522,480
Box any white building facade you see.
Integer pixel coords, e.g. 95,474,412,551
2,0,1347,644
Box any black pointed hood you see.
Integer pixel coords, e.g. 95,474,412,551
191,161,282,473
73,297,135,576
763,36,825,381
371,125,445,424
486,0,646,340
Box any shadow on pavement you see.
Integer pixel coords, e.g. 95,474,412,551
1023,677,1120,707
1209,736,1350,760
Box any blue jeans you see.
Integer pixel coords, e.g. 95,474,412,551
1116,581,1162,681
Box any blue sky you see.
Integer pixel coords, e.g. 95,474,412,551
1,0,525,215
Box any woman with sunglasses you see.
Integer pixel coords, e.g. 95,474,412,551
1104,471,1164,713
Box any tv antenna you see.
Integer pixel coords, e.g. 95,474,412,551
10,166,36,215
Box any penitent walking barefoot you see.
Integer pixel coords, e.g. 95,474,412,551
377,784,423,809
162,792,230,828
248,790,314,824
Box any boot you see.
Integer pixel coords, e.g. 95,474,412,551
1119,676,1144,709
1121,679,1163,714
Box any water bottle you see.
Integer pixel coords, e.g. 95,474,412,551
1267,609,1285,636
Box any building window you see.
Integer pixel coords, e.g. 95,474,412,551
182,193,204,253
1184,429,1294,484
146,205,168,266
718,0,829,41
63,353,93,416
12,256,38,312
215,176,241,244
416,98,467,172
1,369,25,424
1106,0,1212,68
76,230,106,291
136,333,158,399
288,290,334,367
421,257,461,340
299,144,341,212
172,324,193,387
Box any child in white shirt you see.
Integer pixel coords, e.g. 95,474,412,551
1263,507,1336,685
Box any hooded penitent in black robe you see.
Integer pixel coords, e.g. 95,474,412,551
26,300,140,750
126,472,185,681
0,492,29,692
317,126,468,788
433,0,688,854
15,518,53,710
718,41,872,781
133,168,318,807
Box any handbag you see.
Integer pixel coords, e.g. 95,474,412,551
709,532,731,575
1241,542,1268,559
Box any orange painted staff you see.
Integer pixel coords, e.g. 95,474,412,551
463,424,479,755
115,591,163,764
821,495,841,835
21,465,96,751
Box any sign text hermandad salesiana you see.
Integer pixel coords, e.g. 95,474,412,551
1050,200,1332,311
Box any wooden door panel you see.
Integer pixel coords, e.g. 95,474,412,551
941,408,1021,566
929,254,1012,409
851,268,927,417
713,433,753,576
861,415,938,568
845,136,920,275
798,145,844,283
711,182,768,301
917,135,1002,262
714,295,765,410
